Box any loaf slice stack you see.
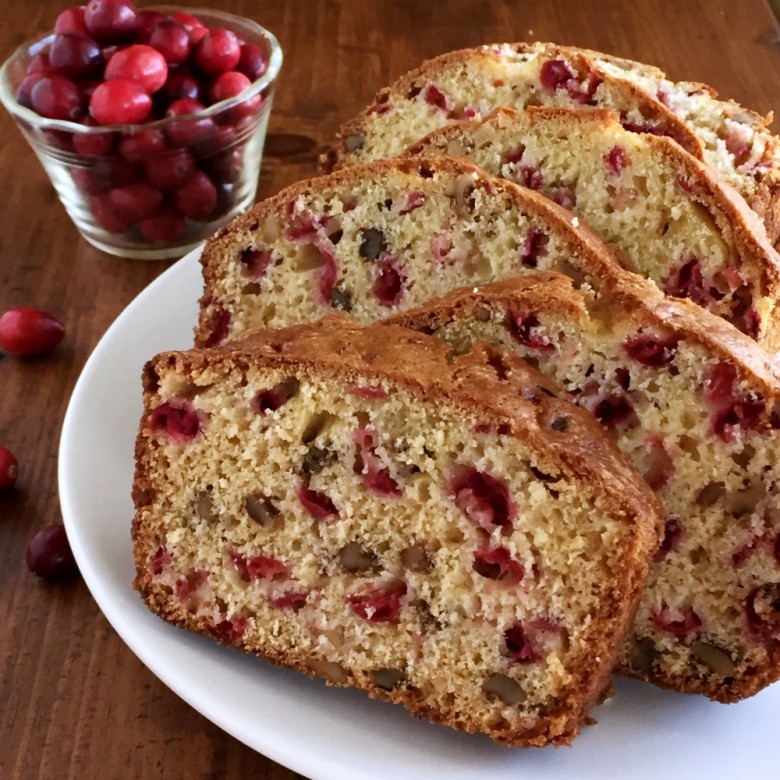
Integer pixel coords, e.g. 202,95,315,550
326,42,780,247
406,106,780,350
132,316,661,746
387,270,780,701
198,156,696,347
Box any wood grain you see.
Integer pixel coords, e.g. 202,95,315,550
1,1,780,778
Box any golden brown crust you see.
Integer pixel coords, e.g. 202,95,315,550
133,315,662,746
325,43,704,170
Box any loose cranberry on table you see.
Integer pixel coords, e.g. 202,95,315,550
0,446,19,491
0,307,65,356
26,525,79,581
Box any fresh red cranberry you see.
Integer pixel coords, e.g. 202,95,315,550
41,129,74,151
506,310,554,350
504,621,537,663
228,549,289,582
108,182,162,221
136,9,166,38
654,517,683,562
92,155,141,187
118,128,166,161
173,170,217,220
622,331,679,367
148,20,191,64
171,11,206,40
450,467,515,535
89,194,132,232
353,427,401,496
539,59,575,91
211,615,248,643
604,145,628,175
55,6,88,35
30,75,82,120
209,70,251,103
373,258,406,306
238,247,273,280
143,147,195,189
0,446,19,491
26,525,79,580
15,73,47,109
252,380,298,414
49,33,103,79
237,42,267,81
84,0,140,43
72,120,115,156
650,606,702,635
148,400,200,441
105,44,168,93
298,481,339,520
201,299,230,347
520,225,549,267
664,258,713,306
744,584,780,641
593,395,636,429
157,70,203,104
139,207,184,243
193,28,241,76
28,53,53,74
348,581,406,623
473,547,524,585
149,545,172,575
0,307,65,356
90,79,151,124
165,98,215,145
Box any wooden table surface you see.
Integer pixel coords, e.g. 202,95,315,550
2,1,780,778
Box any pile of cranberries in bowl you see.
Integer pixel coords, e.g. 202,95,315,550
0,1,282,259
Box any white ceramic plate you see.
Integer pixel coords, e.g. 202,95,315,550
59,246,780,780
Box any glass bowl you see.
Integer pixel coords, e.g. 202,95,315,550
0,7,282,260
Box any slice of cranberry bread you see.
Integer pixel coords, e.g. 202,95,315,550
132,315,661,747
387,271,780,702
197,156,773,351
326,42,780,246
406,107,780,348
